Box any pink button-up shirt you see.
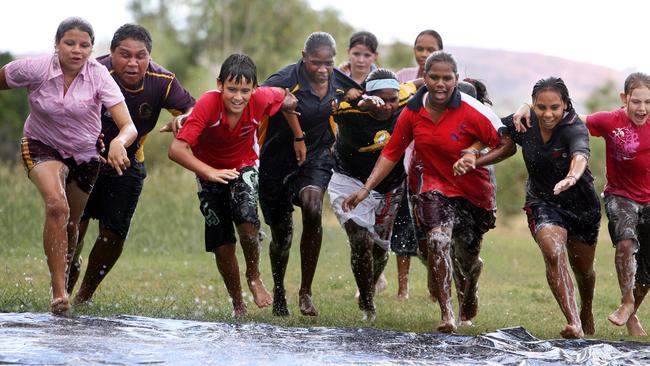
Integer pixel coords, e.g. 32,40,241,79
5,54,124,163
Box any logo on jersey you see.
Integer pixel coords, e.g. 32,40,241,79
138,103,153,119
359,130,391,152
611,127,639,161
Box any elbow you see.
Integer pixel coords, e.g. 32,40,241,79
168,140,179,163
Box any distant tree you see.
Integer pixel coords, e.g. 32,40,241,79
585,79,621,113
128,0,353,91
382,41,413,72
0,52,29,161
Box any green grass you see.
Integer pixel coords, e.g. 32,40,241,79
0,161,645,342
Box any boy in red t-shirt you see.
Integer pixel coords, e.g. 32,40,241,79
169,54,305,316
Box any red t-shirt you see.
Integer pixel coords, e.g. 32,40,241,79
587,108,650,204
382,88,502,210
176,87,284,170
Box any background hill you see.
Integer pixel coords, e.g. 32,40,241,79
445,46,625,115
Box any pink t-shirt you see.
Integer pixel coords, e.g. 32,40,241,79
5,54,124,163
176,87,284,171
396,67,420,83
587,108,650,204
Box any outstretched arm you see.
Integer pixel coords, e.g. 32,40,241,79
553,153,588,195
168,138,239,184
453,134,516,176
280,88,306,165
342,155,398,211
106,102,137,176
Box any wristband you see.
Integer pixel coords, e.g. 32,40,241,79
460,148,480,157
360,186,371,194
294,133,306,142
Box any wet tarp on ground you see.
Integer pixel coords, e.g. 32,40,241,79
0,312,649,365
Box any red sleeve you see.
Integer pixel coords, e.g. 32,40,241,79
175,91,219,146
468,108,500,149
382,108,414,162
253,86,285,118
585,111,610,137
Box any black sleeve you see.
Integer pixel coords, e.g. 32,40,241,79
566,119,590,158
501,114,522,145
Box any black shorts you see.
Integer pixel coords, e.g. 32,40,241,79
198,166,260,251
412,191,496,256
390,191,417,256
259,148,333,225
604,194,650,285
524,202,600,246
20,137,100,194
82,160,146,239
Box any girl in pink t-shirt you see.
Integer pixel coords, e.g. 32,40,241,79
0,17,136,316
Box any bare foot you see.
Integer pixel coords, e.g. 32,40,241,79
458,320,473,328
397,283,409,300
248,279,272,308
232,304,247,317
298,293,318,316
460,294,478,322
626,314,648,336
50,297,71,317
362,309,376,322
437,319,457,333
272,288,289,316
580,308,595,335
560,324,584,339
608,303,635,326
375,273,388,294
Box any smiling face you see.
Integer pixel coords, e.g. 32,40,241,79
424,61,458,108
111,38,150,88
302,47,335,84
56,28,93,73
218,77,255,115
533,89,566,132
414,34,441,69
622,86,650,126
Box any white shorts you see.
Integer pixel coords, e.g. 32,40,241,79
328,171,404,250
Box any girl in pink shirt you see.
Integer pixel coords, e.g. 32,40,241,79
0,17,137,316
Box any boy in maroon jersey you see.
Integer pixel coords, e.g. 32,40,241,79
169,54,304,316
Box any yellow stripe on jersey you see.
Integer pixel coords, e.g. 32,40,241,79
329,115,337,136
257,115,269,146
135,134,148,163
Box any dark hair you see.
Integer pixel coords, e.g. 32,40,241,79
462,78,492,106
110,24,153,53
55,17,94,45
424,51,457,74
348,31,378,54
457,81,476,98
304,32,337,56
218,53,257,86
624,72,650,95
414,29,443,50
531,76,573,111
365,68,398,95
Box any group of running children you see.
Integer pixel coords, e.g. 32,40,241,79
1,17,649,340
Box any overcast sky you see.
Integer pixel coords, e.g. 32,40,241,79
2,0,647,72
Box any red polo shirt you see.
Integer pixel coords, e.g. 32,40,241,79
382,87,502,210
176,86,284,170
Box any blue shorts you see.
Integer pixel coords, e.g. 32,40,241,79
198,165,260,251
524,203,600,246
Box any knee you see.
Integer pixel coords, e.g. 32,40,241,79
616,240,638,258
427,231,451,252
301,204,323,226
44,198,69,222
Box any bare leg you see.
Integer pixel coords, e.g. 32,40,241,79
29,161,73,315
344,220,375,320
536,225,583,339
609,239,637,326
297,187,324,316
627,284,649,336
397,255,410,300
427,228,456,333
269,214,293,316
451,236,483,327
566,238,597,335
67,218,90,294
236,222,272,308
72,228,124,305
213,244,246,316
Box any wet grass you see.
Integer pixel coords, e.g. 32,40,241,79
0,163,645,342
